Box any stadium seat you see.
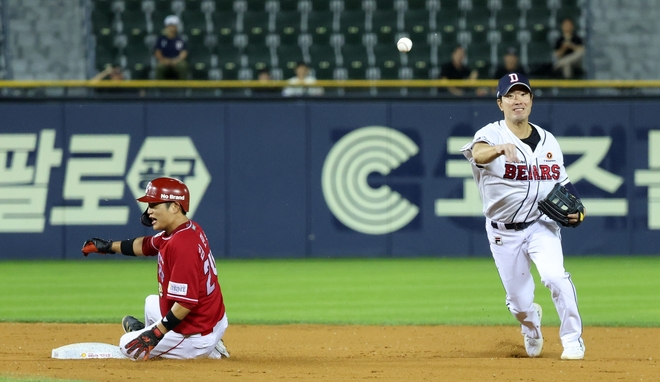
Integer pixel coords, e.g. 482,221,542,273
279,0,299,11
437,8,460,46
180,9,208,35
121,9,149,36
92,4,116,36
153,0,174,12
406,0,427,10
95,40,119,71
186,49,213,79
405,42,431,78
310,0,331,11
212,0,235,12
338,10,366,45
245,0,268,11
241,11,271,44
373,43,401,79
341,43,369,79
526,40,553,67
277,44,304,76
123,43,153,79
275,11,302,44
123,0,144,11
466,42,492,78
308,44,338,79
343,0,363,10
526,8,551,42
403,10,435,45
371,10,398,45
215,44,242,79
305,10,334,45
212,11,237,44
244,44,273,71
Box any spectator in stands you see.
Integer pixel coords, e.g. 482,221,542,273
282,62,324,97
493,47,527,79
253,68,281,95
90,64,145,96
91,64,125,82
440,46,486,96
154,15,189,80
553,17,585,79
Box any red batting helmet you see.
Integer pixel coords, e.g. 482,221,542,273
137,177,190,212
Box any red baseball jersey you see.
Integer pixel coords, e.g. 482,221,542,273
142,220,225,335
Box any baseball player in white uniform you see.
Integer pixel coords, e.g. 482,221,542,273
461,73,586,360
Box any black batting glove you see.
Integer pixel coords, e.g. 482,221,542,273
81,238,115,256
124,326,164,361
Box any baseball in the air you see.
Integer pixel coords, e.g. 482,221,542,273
396,37,412,52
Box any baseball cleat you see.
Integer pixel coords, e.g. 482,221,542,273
523,303,543,357
122,315,145,333
214,339,230,358
561,341,585,360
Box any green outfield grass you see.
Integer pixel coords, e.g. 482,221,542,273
1,256,659,327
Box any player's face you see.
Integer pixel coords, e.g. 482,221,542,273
498,86,533,123
147,202,175,231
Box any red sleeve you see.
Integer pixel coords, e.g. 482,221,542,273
141,235,160,257
165,238,201,308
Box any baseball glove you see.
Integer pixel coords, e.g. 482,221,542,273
538,183,585,228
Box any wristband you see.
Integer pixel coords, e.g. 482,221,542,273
161,310,183,331
120,238,137,257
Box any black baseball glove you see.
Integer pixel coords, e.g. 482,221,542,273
538,183,585,228
125,326,164,361
81,238,115,256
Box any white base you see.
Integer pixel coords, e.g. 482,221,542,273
52,342,127,359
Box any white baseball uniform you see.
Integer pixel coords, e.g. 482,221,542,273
462,120,584,351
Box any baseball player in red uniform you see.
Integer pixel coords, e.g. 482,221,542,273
461,74,586,360
82,177,229,361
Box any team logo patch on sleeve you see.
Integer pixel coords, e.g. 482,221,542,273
167,281,188,296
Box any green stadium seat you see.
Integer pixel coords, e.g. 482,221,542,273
406,0,427,10
436,43,455,65
241,11,270,44
343,0,363,10
184,0,204,12
211,0,234,12
338,10,366,45
95,41,119,71
186,49,213,79
371,10,398,44
246,0,268,11
212,11,237,44
306,11,334,45
121,10,148,38
92,5,116,35
275,11,302,45
406,42,431,78
526,8,551,42
123,0,144,11
403,10,435,45
277,44,304,77
526,40,552,67
151,10,172,32
373,43,401,79
341,43,368,79
244,44,273,71
466,42,491,78
181,9,208,32
279,0,299,11
308,44,338,79
153,0,174,12
124,43,153,79
215,44,242,79
437,8,460,45
310,0,331,11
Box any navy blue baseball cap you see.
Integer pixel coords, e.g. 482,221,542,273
496,73,532,98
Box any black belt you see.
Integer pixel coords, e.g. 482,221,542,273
491,221,535,231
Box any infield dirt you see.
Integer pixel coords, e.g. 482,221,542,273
0,323,658,381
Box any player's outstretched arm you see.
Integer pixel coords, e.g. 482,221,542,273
472,142,520,164
81,237,146,257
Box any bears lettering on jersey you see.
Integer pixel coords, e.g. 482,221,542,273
503,164,560,181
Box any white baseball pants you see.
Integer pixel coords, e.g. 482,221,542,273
486,217,584,348
119,294,228,360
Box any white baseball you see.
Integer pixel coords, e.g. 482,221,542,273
396,37,412,52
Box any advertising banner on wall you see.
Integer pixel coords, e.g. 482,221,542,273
0,99,657,259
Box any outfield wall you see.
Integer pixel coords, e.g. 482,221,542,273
0,99,658,260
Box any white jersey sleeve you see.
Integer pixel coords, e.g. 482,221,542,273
461,120,569,223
